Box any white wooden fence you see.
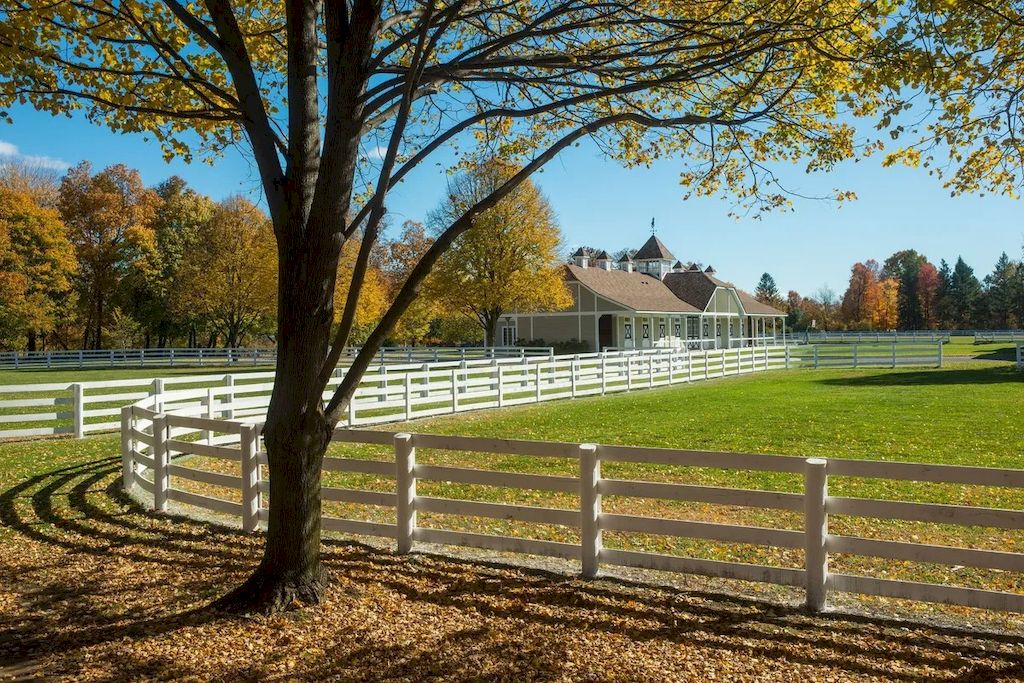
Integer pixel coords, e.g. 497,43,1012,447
802,331,951,343
0,345,549,370
120,407,1024,615
1017,343,1023,371
1,343,952,441
0,347,276,370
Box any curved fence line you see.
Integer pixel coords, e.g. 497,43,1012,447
121,386,1024,616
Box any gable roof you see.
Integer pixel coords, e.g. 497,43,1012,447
565,264,699,313
662,270,785,316
594,250,611,260
571,247,591,258
634,235,675,261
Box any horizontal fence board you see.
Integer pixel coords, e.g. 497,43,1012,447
322,457,394,476
411,433,579,458
168,464,243,490
165,414,242,433
415,464,579,493
321,516,398,538
167,488,242,517
413,528,579,560
600,548,806,587
0,426,66,438
599,444,806,473
417,496,578,527
828,496,1024,529
827,535,1024,572
600,513,804,548
599,478,804,511
826,458,1024,488
322,487,396,507
829,573,1024,613
165,439,241,461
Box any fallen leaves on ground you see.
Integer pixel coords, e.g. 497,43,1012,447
1,454,1024,682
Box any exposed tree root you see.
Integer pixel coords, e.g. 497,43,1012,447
211,565,330,616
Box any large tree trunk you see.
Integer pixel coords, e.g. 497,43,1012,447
212,226,338,615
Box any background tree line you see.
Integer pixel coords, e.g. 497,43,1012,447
755,248,1024,332
1,159,569,351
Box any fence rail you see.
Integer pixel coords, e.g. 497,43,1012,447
802,331,951,344
121,411,1024,616
785,341,943,368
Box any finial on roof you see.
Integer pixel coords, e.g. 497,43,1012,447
651,217,655,235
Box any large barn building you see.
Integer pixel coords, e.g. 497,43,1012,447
504,236,786,351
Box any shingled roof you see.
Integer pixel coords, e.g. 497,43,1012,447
565,265,699,313
662,270,785,316
633,235,675,261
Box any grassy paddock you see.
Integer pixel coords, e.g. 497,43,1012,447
156,361,1024,605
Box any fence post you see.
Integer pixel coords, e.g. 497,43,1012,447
395,433,416,554
403,373,412,420
600,356,607,394
647,356,655,386
580,443,601,578
151,378,165,413
570,359,578,397
937,340,943,368
451,368,459,413
46,351,52,369
78,349,83,369
421,362,431,398
169,348,176,367
153,414,169,512
120,405,134,492
204,388,216,444
813,345,819,369
223,375,235,420
240,424,259,532
625,357,633,391
497,365,505,407
852,343,858,369
71,383,85,439
804,457,828,613
535,363,543,402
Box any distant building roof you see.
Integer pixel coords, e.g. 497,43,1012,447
565,264,699,313
704,265,715,273
617,252,633,262
594,250,612,260
571,247,591,258
634,235,675,261
662,270,785,316
673,261,683,269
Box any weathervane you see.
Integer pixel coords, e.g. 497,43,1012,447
650,217,655,235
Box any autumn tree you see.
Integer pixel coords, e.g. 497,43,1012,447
0,183,75,349
0,0,916,611
881,250,927,330
377,221,437,345
142,177,217,347
916,262,941,329
58,163,159,349
174,197,277,347
872,278,900,330
428,160,570,346
840,260,881,329
754,273,782,309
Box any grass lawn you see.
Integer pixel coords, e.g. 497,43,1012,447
2,361,1024,679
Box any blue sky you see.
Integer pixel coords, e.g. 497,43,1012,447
3,103,1021,295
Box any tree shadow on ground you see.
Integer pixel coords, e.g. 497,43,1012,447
2,454,1024,681
816,366,1024,387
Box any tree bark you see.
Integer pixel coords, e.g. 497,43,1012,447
212,216,339,614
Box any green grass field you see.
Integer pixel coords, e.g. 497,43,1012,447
5,359,1021,610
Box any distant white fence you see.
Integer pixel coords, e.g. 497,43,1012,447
0,345,549,370
0,343,947,441
1017,343,1023,371
978,331,1024,343
0,347,276,370
121,412,1024,615
786,341,944,368
802,331,951,344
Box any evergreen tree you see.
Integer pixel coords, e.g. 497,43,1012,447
983,252,1019,328
936,259,954,327
754,273,783,308
947,257,983,329
882,249,927,329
